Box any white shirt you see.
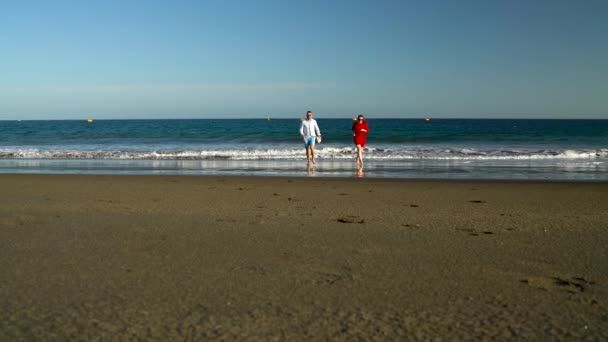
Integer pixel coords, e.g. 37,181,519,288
300,119,321,138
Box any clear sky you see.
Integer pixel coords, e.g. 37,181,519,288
1,0,607,119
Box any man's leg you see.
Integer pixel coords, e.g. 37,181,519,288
305,146,311,163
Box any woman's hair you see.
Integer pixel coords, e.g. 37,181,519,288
357,114,365,120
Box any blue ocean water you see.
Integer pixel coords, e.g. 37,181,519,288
1,119,607,180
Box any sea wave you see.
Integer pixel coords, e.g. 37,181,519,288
1,147,606,161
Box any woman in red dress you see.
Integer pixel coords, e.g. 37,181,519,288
352,114,369,167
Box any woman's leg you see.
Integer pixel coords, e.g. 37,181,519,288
356,145,363,166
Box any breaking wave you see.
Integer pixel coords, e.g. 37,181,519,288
1,147,606,161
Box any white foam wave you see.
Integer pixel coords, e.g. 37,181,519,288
1,147,606,161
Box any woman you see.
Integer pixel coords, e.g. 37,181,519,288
352,114,369,167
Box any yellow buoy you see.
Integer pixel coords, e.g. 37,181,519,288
424,118,431,122
87,118,94,123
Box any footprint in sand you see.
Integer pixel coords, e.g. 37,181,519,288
337,216,365,224
310,264,354,285
0,214,37,227
469,200,486,204
522,276,595,294
456,228,494,236
314,271,350,285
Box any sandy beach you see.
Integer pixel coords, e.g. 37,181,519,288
0,174,606,340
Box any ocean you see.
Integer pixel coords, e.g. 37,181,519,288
1,119,607,180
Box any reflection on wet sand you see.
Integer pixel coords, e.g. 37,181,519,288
356,165,364,178
307,162,316,176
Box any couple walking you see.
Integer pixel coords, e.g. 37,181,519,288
299,111,369,166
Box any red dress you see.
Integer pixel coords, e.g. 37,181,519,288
352,121,369,147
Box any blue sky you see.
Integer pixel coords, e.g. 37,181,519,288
1,0,606,119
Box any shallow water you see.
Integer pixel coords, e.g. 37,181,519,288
1,119,606,180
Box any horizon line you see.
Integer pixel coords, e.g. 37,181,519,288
2,117,607,121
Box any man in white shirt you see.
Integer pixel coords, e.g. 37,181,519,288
299,110,322,164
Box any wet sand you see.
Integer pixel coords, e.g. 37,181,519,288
1,174,607,340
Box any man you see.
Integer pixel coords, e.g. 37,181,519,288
299,110,322,164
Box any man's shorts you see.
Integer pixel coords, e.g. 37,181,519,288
304,136,316,147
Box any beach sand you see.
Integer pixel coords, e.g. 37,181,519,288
0,174,607,340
